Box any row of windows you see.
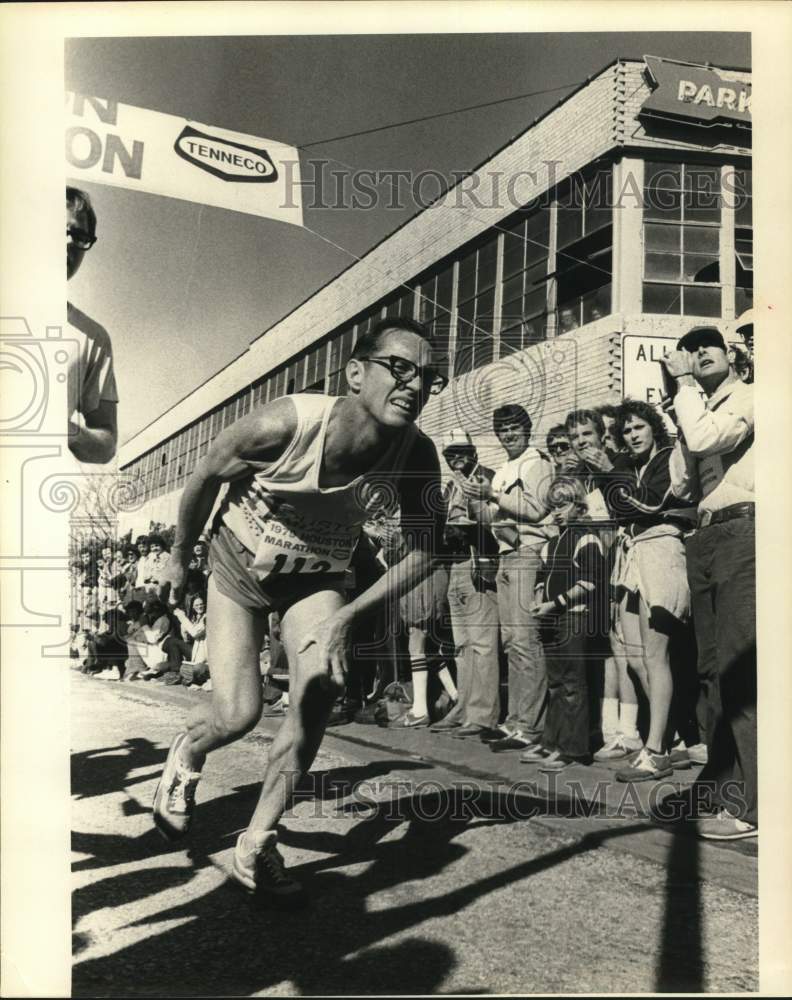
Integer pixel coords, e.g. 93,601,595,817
126,159,752,500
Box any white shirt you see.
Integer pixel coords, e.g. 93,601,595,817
490,447,553,552
669,377,753,514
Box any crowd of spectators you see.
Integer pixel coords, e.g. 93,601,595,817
70,529,213,688
70,320,756,840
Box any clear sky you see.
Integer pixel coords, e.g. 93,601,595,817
65,32,750,443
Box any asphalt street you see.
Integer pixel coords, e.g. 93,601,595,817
72,673,758,996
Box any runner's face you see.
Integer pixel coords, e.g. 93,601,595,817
359,329,435,428
622,415,654,458
496,422,530,460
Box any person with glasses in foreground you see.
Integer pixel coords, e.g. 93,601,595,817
66,186,118,464
154,317,447,901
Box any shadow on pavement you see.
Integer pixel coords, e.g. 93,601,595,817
72,765,709,997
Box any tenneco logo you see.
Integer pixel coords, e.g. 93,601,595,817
174,126,279,183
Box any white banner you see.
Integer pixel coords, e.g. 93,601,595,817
65,92,303,225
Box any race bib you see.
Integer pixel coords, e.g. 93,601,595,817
248,496,361,580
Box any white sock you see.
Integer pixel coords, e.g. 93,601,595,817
619,701,640,740
411,661,429,717
601,697,619,739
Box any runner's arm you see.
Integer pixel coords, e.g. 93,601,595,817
162,399,297,599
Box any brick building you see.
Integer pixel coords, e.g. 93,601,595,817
117,55,752,535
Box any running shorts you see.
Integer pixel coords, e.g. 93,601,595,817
208,521,347,614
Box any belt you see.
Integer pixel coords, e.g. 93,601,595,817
698,502,755,529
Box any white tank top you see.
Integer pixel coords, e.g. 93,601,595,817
220,394,417,581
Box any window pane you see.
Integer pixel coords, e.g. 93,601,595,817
683,285,721,317
524,210,550,265
500,323,523,356
683,226,719,253
584,169,612,234
643,282,681,314
645,223,681,252
556,204,582,248
645,161,681,188
475,289,495,332
582,285,611,323
453,330,474,376
502,272,524,306
502,229,526,277
683,254,719,283
645,252,681,279
436,268,453,311
645,185,682,222
736,286,753,314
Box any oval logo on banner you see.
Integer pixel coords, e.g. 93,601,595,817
174,126,279,183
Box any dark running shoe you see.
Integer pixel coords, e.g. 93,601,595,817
152,732,202,840
232,831,305,904
489,733,537,754
479,727,511,744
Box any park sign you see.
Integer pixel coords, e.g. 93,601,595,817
640,55,751,130
65,92,303,225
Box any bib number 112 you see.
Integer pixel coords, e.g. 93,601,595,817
268,553,333,576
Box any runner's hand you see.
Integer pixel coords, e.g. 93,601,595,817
297,608,353,691
159,554,188,607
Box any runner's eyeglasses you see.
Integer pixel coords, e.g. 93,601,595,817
360,355,448,395
67,226,98,250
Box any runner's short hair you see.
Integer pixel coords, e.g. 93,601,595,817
66,185,97,237
350,317,431,361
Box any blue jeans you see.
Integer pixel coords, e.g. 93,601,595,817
496,548,547,740
446,559,500,728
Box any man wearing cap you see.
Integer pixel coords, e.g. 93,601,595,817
430,430,500,739
457,404,554,753
662,325,756,841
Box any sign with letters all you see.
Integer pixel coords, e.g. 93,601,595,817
641,55,751,130
65,92,303,225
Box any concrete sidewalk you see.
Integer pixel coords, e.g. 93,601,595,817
84,672,758,898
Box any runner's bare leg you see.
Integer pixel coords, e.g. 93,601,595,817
180,575,266,771
245,587,346,835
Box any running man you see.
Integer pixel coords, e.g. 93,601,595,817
153,318,447,900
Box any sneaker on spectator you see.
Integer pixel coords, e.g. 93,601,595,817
593,734,643,761
520,746,556,764
696,809,757,841
451,724,487,739
687,743,709,765
152,732,202,840
615,747,673,782
669,745,692,770
489,733,538,754
232,830,305,903
540,753,587,773
479,726,510,744
390,710,430,729
201,679,213,692
261,697,286,718
430,716,462,733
